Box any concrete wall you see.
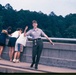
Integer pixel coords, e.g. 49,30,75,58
2,41,76,69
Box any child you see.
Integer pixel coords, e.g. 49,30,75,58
8,28,23,62
6,26,13,45
7,26,12,36
13,26,28,63
0,30,8,59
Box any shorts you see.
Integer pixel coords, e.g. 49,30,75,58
8,37,17,47
0,38,6,46
15,43,23,52
0,43,5,46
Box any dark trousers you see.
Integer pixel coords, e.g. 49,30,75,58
32,38,43,67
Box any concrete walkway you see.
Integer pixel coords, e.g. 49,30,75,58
0,59,76,73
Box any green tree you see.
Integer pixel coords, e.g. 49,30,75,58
64,25,76,38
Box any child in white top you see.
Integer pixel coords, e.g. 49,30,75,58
13,26,28,63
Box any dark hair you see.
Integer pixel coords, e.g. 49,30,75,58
7,26,12,30
17,28,23,32
32,20,37,24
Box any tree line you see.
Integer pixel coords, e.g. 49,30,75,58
0,3,76,38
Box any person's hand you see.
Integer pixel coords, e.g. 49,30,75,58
49,40,54,45
25,26,28,31
51,42,54,45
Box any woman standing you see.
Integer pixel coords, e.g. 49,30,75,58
0,30,8,59
8,28,23,62
24,20,54,69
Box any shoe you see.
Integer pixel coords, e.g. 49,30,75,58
35,64,38,69
35,66,38,69
13,59,16,63
16,59,20,63
30,63,34,68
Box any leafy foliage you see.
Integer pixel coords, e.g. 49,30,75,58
0,3,76,38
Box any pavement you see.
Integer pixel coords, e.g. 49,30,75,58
0,59,76,73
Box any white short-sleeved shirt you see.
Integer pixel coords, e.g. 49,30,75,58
11,31,20,38
16,33,27,46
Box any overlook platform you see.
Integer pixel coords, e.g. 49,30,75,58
0,59,76,73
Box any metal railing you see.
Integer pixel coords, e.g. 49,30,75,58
27,36,76,42
41,37,76,42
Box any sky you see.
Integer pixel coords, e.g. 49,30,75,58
0,0,76,16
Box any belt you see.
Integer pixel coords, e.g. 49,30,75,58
33,38,41,45
33,38,41,41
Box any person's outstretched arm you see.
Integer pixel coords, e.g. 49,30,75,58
41,30,54,45
24,26,28,36
44,34,54,45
